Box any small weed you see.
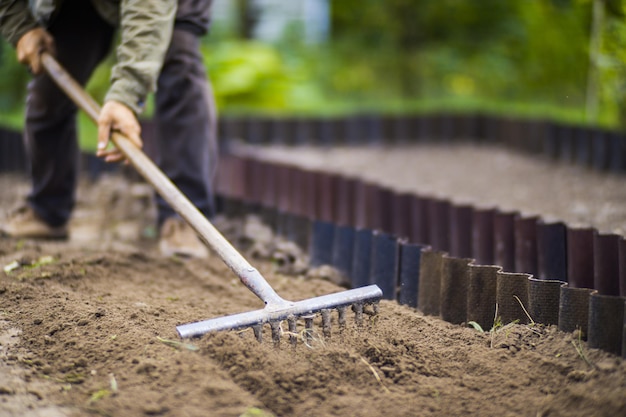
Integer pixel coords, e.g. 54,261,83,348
489,304,519,348
490,320,519,349
169,256,186,265
63,373,86,384
17,271,53,281
156,336,199,351
4,256,57,279
479,297,541,349
571,328,595,369
468,321,484,332
3,260,20,274
109,374,118,392
142,225,157,239
239,407,276,417
89,388,110,403
29,255,56,268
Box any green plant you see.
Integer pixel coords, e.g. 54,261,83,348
201,40,325,113
571,327,595,368
468,321,484,332
239,407,276,417
478,303,520,349
156,336,199,351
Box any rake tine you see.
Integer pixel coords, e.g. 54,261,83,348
270,321,281,347
304,315,314,344
252,324,263,343
288,316,297,347
353,303,364,327
321,309,331,338
337,306,347,330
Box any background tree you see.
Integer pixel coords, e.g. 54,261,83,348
1,0,626,130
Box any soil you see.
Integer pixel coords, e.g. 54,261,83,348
1,143,625,417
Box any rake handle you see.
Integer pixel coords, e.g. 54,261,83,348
40,53,285,306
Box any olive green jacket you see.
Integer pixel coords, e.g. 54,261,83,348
0,0,177,113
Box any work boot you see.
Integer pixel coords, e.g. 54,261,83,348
159,217,209,259
0,205,68,239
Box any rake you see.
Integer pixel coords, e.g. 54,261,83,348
41,53,383,343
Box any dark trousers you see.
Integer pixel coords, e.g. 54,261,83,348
24,0,217,227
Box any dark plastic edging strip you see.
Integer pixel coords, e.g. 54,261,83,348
217,155,625,356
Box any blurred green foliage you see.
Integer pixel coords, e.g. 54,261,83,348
2,0,626,139
598,5,626,122
199,40,325,114
326,0,591,115
0,40,30,129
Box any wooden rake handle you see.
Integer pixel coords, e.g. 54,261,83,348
40,53,285,305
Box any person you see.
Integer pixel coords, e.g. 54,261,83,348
0,0,218,258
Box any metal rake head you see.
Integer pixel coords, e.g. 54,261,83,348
176,284,382,344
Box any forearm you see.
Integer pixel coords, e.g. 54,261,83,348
0,0,39,46
105,0,176,114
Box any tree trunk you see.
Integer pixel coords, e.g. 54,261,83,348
237,0,256,39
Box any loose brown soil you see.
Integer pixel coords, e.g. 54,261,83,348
1,144,625,417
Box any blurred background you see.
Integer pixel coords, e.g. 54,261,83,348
2,0,626,150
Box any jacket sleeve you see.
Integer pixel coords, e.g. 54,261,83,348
0,0,39,46
105,0,177,114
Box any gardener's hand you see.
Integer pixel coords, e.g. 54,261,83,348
96,100,143,164
16,28,55,74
